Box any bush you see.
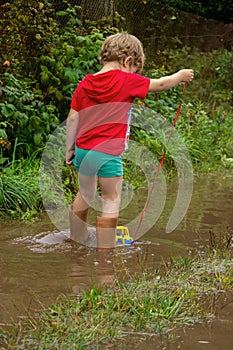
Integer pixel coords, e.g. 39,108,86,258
0,73,60,159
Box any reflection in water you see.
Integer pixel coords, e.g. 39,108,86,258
0,172,232,349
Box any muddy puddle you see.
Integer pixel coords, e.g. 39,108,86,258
0,171,232,349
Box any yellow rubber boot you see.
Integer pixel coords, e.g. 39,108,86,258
96,216,118,250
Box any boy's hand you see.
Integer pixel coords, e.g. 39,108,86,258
179,69,194,83
66,150,75,166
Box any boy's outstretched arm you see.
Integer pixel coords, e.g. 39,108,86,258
148,69,194,92
66,108,79,165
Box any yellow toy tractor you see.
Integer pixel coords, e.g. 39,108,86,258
115,226,133,245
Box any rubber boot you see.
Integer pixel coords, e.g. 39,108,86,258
69,205,89,244
96,216,118,250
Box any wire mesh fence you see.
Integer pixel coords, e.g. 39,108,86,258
1,0,232,65
59,0,233,52
115,0,233,51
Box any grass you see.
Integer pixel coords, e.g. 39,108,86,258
1,230,232,349
0,142,78,221
0,151,42,221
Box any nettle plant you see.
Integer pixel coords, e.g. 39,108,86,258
0,73,59,160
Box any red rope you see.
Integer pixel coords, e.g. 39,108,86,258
131,82,188,244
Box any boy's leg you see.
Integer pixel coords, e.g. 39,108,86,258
96,176,122,249
73,173,97,212
70,173,97,243
98,176,123,218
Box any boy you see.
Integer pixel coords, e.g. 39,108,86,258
66,33,194,249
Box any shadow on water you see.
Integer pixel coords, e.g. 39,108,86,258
0,171,232,349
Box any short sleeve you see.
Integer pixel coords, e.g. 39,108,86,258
126,73,150,100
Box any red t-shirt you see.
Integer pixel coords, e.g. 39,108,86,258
70,69,150,155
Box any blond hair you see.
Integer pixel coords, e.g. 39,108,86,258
100,33,145,72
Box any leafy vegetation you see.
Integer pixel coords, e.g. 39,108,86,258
0,74,59,158
0,0,116,161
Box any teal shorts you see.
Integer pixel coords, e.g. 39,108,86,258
72,147,123,178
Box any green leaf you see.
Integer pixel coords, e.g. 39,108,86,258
55,89,63,101
0,157,8,165
41,55,56,65
0,129,7,139
33,133,42,146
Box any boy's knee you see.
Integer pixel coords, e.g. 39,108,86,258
80,189,96,205
101,197,121,217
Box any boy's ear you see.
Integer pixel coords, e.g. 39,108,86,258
123,56,133,67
